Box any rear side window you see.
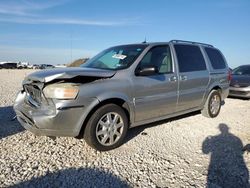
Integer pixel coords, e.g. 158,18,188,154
174,44,206,72
205,48,226,69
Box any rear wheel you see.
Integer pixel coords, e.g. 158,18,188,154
201,90,221,118
84,104,128,151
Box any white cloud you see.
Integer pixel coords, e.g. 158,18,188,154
0,17,128,26
0,0,68,16
0,8,30,16
0,0,136,26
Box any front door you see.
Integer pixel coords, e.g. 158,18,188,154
132,45,178,122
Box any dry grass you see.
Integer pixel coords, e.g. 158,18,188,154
67,58,89,67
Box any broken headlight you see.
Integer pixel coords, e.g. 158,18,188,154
43,83,79,100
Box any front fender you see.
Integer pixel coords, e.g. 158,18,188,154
96,92,135,125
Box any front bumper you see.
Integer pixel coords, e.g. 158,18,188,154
14,91,99,137
229,86,250,98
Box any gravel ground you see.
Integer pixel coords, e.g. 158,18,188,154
0,69,250,188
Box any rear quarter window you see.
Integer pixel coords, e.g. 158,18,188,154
174,44,206,73
205,48,226,69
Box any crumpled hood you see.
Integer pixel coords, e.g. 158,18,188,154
23,67,116,84
230,74,250,87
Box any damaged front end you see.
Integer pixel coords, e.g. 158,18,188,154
14,67,116,137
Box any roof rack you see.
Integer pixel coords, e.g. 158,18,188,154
169,40,213,47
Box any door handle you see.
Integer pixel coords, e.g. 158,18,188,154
180,75,187,81
169,76,177,82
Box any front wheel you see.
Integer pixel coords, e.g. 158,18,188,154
84,104,128,151
201,90,222,118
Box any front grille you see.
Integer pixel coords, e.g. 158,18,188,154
19,111,34,124
24,84,42,104
229,90,248,96
230,83,250,88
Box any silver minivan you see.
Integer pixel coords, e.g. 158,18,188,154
14,40,230,151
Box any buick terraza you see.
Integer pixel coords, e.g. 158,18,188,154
14,40,230,151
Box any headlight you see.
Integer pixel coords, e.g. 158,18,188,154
43,83,79,99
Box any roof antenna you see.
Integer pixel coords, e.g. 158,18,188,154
142,37,147,43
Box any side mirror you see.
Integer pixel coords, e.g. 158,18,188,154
136,66,158,76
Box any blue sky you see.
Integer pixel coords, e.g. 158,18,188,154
0,0,249,67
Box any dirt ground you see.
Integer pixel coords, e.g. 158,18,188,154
0,69,249,187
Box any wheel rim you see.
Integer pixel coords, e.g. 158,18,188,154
96,112,124,146
210,94,220,115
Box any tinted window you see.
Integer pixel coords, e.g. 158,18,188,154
138,45,172,74
232,66,250,75
174,45,206,72
205,48,226,69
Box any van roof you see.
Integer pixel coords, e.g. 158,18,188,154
117,40,214,48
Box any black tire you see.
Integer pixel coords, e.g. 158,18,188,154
84,104,128,151
201,90,222,118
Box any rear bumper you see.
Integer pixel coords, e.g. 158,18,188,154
14,91,99,137
229,86,250,98
221,87,229,100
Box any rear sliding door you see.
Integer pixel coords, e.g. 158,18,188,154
174,44,209,112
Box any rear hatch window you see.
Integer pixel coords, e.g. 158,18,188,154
205,48,226,69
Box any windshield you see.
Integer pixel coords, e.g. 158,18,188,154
81,44,147,70
232,66,250,75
